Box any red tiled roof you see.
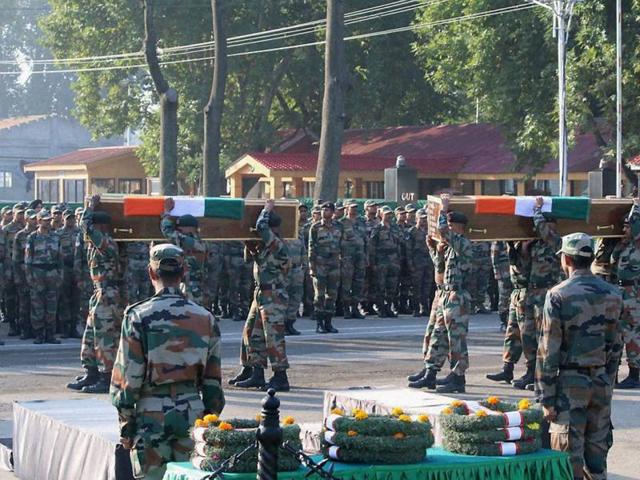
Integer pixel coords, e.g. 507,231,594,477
248,152,467,174
626,154,640,168
26,146,137,168
0,115,47,131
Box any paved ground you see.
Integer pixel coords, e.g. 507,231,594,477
1,313,638,479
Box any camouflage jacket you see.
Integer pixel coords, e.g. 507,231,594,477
253,208,290,287
285,238,307,270
299,220,311,246
12,225,36,279
363,215,379,237
25,228,62,280
471,242,491,269
223,240,244,258
592,238,619,279
407,226,432,269
427,240,445,278
309,219,341,268
530,207,562,288
81,206,120,289
57,225,79,269
536,270,623,407
3,221,24,280
370,223,401,262
110,286,225,438
612,203,640,282
438,211,473,290
73,231,92,287
491,241,510,281
161,213,207,291
508,241,532,289
124,241,150,269
338,216,361,259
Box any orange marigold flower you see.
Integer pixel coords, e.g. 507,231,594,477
255,414,262,422
354,411,369,421
417,414,430,424
393,432,406,439
451,400,465,408
282,416,296,425
398,414,412,423
391,407,404,417
475,410,488,418
441,407,453,415
194,419,206,428
487,396,500,405
218,422,234,431
331,408,345,416
203,414,219,424
347,430,358,437
518,399,531,411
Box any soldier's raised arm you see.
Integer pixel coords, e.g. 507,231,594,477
533,197,560,249
81,195,113,256
160,197,197,251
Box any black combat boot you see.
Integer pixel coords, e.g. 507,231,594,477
302,304,313,318
385,302,397,318
285,319,301,336
81,372,111,394
512,365,535,390
33,330,45,344
499,312,508,332
436,371,456,386
408,368,437,389
343,303,353,319
436,373,465,393
616,367,640,389
20,327,33,340
351,304,365,319
407,367,426,382
486,362,514,383
45,329,61,344
67,368,99,390
315,314,328,334
264,370,290,392
235,367,266,389
364,303,377,315
324,316,339,334
228,366,253,385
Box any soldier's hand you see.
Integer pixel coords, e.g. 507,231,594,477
90,194,101,206
542,406,556,422
265,199,275,212
426,235,437,249
120,437,134,450
164,197,175,213
535,196,544,208
441,193,450,210
634,197,640,206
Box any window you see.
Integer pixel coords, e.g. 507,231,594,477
0,171,12,188
282,181,293,198
63,179,86,203
303,181,315,198
460,181,475,195
534,180,560,196
419,179,450,197
481,179,516,196
38,179,59,203
118,178,144,194
91,178,115,194
571,180,588,197
365,181,384,199
344,180,353,198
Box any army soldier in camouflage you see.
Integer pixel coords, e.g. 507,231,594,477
13,209,38,339
309,202,342,333
223,241,253,321
340,201,367,319
611,198,640,389
298,204,314,317
395,206,411,314
284,233,306,335
362,200,380,314
370,206,401,318
536,232,623,480
25,209,62,344
123,242,152,305
490,241,513,331
111,243,224,480
407,209,433,317
592,238,619,283
57,209,82,338
0,206,13,227
51,204,63,230
204,240,223,313
469,242,491,314
232,200,291,391
3,203,27,336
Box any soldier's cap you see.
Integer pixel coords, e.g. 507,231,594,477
557,232,594,258
92,211,112,225
1,206,11,215
380,206,393,215
364,200,378,208
312,206,321,214
297,204,309,211
335,201,345,210
37,209,52,220
25,209,37,219
542,212,557,223
51,205,63,214
28,199,43,210
63,209,75,219
149,244,185,273
12,203,26,213
321,202,335,211
177,214,198,228
404,204,417,213
75,207,84,215
346,201,359,209
446,211,468,225
394,206,406,214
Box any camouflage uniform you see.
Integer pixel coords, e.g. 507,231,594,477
396,219,412,313
75,231,97,371
284,238,306,323
204,241,224,312
123,242,152,305
56,222,80,335
421,240,448,366
537,238,623,480
82,207,122,375
592,238,619,283
110,245,224,480
309,218,342,320
370,218,401,313
240,208,290,371
300,220,314,315
25,221,62,339
407,222,434,316
338,215,367,315
223,241,252,320
469,242,491,312
3,215,25,335
491,241,513,327
12,221,36,337
363,213,380,309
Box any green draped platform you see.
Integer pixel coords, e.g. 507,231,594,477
163,447,572,480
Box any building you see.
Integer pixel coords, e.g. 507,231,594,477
23,146,147,203
226,124,603,199
0,115,124,201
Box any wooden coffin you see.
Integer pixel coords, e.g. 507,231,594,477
426,195,631,241
96,195,300,241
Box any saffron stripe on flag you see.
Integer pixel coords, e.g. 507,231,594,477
475,196,516,215
123,196,166,216
551,197,591,221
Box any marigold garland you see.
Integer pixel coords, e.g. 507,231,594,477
527,422,540,431
354,411,369,421
417,414,430,423
391,407,404,417
203,414,219,424
282,416,296,425
398,414,412,423
486,396,500,406
442,407,453,415
518,399,531,410
475,410,488,418
218,422,234,431
195,419,206,428
331,408,345,416
393,432,406,439
347,430,358,437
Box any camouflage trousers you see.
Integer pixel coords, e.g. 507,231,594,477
365,265,378,306
87,285,122,374
125,263,152,305
303,269,314,311
340,250,366,307
240,288,289,370
80,320,98,370
57,267,78,331
470,264,490,310
422,288,449,362
130,391,204,480
549,368,613,480
285,266,305,321
425,289,471,375
375,254,400,305
4,277,18,331
496,277,513,316
30,268,60,331
228,258,252,313
412,264,434,313
205,263,222,312
312,262,340,317
14,272,30,333
502,287,537,368
619,285,640,368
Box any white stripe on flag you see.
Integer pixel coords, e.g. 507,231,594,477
170,196,205,217
514,196,552,217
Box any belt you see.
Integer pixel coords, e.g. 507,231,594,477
618,280,638,287
529,282,553,289
260,282,283,291
441,283,463,291
142,383,198,400
559,365,605,375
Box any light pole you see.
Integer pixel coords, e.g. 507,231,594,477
616,0,622,197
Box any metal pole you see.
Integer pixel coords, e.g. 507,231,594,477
557,0,568,196
256,389,282,480
616,0,623,197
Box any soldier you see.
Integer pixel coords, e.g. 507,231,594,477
592,238,619,283
123,242,152,305
232,200,291,391
469,242,491,313
395,206,412,314
25,209,62,344
3,203,27,336
405,204,417,227
407,209,434,317
362,200,380,314
222,241,251,321
111,243,225,480
339,202,367,319
204,240,223,313
57,210,82,338
51,204,63,230
490,241,513,331
298,204,314,317
417,195,473,393
370,206,401,318
13,209,38,339
611,198,640,389
536,232,623,480
284,233,306,335
1,206,13,227
161,199,207,306
302,206,320,317
72,195,122,394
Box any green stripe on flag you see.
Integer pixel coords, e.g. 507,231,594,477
551,197,590,221
203,198,244,220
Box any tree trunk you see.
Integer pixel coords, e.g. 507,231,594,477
203,0,228,196
314,0,346,203
142,0,178,195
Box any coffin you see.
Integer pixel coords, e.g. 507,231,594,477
96,195,300,241
426,195,631,241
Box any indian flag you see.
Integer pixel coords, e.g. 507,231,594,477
475,196,590,221
123,196,245,220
